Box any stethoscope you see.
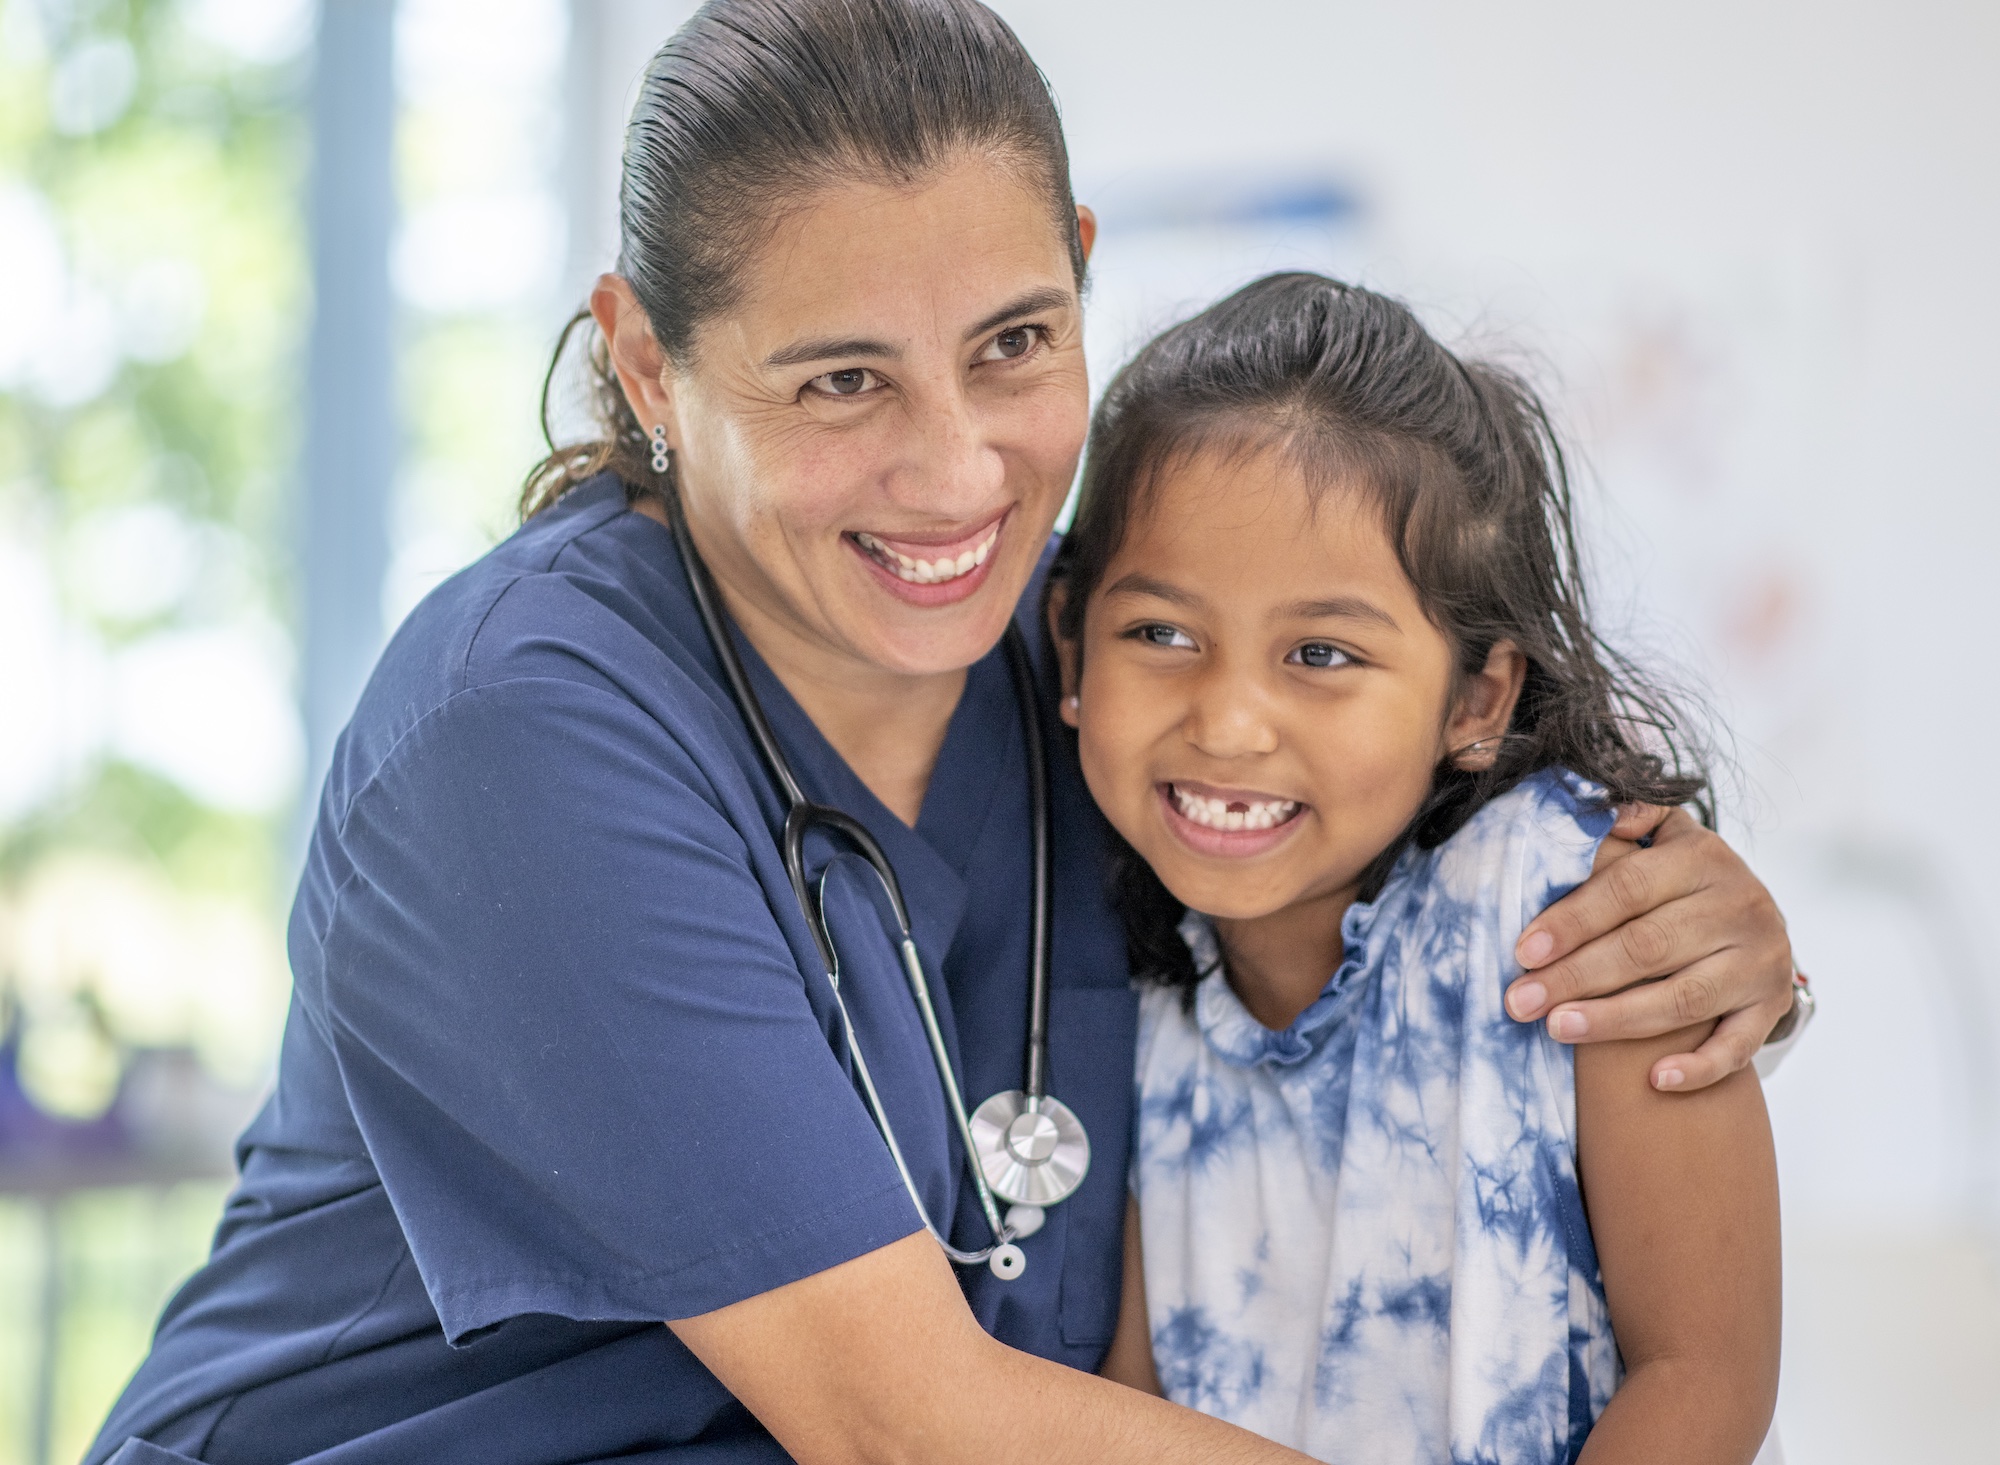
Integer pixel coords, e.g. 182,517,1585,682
666,496,1090,1281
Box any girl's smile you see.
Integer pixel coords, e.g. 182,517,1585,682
1159,781,1307,857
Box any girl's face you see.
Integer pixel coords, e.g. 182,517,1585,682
603,154,1094,681
1064,444,1516,923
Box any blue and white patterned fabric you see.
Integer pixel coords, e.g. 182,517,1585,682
1133,768,1621,1464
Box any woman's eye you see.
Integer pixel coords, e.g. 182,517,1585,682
1289,642,1352,669
807,367,881,398
1133,623,1196,650
980,325,1043,363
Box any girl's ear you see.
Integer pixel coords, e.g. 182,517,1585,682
1443,639,1527,770
1045,582,1082,728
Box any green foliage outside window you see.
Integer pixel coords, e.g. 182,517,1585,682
0,1,309,1457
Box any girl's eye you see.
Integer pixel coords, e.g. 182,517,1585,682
979,325,1044,363
807,367,882,398
1133,623,1196,650
1289,642,1353,669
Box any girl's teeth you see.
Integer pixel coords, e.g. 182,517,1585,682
1170,785,1299,832
856,527,1000,585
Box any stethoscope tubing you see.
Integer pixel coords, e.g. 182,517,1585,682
664,493,1063,1271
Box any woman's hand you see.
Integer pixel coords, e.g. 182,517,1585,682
1504,806,1794,1093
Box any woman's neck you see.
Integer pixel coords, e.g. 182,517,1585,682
644,499,965,826
756,637,965,828
1211,883,1359,1031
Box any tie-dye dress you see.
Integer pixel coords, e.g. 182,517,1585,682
1132,768,1621,1464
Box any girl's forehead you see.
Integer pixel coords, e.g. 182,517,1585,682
1131,446,1383,562
1106,444,1434,636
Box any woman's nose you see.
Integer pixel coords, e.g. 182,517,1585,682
895,386,1005,514
1181,668,1280,760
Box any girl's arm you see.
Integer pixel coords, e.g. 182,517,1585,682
1574,1018,1781,1463
1100,1194,1165,1394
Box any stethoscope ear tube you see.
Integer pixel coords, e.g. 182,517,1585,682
1003,625,1053,1103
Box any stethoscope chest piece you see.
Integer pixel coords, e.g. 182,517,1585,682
970,1089,1090,1209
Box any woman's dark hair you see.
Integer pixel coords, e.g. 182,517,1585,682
1052,272,1712,999
521,0,1083,516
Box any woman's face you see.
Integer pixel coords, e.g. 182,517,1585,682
604,156,1093,680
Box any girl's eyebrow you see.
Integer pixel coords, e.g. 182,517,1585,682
1281,594,1401,631
1102,572,1203,610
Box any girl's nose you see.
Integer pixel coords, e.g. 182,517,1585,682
1181,669,1280,760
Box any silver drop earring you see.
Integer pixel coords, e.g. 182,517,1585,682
650,423,671,476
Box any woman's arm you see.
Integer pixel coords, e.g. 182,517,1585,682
1573,1019,1781,1464
670,1230,1304,1465
1099,1195,1164,1394
1507,807,1797,1092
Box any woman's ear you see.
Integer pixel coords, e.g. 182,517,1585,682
590,273,679,444
1076,204,1098,267
1045,582,1082,728
1443,639,1527,770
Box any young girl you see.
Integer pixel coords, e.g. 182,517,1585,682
1053,275,1780,1463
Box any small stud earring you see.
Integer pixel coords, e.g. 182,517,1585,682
649,423,670,476
1062,694,1079,713
1454,736,1499,768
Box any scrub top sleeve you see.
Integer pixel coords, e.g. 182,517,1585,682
316,676,921,1342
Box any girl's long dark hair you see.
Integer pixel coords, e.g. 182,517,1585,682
1052,273,1712,1000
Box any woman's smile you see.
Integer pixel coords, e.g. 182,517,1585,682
846,505,1010,606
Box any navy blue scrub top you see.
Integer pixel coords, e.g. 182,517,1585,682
88,477,1137,1465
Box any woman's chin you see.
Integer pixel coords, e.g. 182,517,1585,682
838,558,1037,675
838,596,1018,678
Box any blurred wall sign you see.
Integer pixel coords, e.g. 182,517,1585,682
1088,167,1362,236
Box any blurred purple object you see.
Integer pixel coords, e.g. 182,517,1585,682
0,1021,251,1195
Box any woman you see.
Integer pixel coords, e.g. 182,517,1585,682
89,3,1799,1462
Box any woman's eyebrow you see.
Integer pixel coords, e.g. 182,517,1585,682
1281,594,1401,631
962,287,1073,342
765,334,897,368
763,288,1074,369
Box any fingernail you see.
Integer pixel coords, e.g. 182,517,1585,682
1507,981,1547,1020
1549,1009,1587,1041
1655,1068,1685,1090
1518,930,1554,966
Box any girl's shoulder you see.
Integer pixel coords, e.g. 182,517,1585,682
1402,766,1617,975
1434,767,1616,889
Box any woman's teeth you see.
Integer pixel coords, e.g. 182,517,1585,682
1170,785,1300,832
854,526,998,585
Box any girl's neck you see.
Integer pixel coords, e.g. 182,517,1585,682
1211,882,1360,1031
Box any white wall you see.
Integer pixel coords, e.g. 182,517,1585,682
571,2,2000,1454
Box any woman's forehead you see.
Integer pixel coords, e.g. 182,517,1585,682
718,157,1078,360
